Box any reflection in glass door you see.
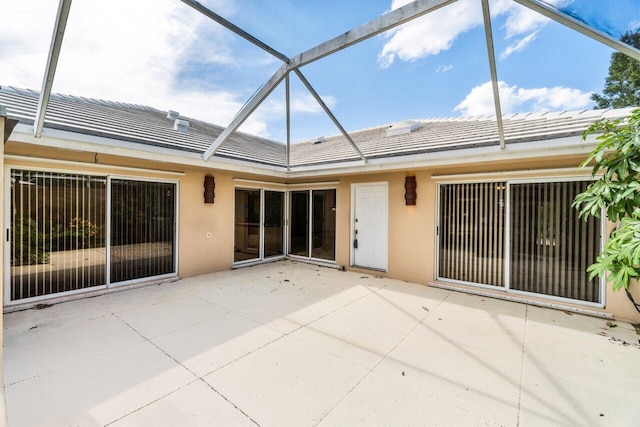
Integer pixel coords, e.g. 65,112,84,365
264,191,284,258
289,191,309,257
289,189,336,262
312,190,336,261
234,189,260,262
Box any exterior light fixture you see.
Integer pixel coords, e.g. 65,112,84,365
204,174,215,203
405,175,417,205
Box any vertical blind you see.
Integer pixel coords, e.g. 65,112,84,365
438,182,506,287
509,181,601,303
110,179,176,283
10,171,177,302
438,180,602,303
10,170,107,300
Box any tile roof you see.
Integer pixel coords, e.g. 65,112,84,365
0,86,632,170
0,86,286,167
289,109,632,167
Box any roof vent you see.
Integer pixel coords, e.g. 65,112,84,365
167,110,180,120
313,136,325,144
386,120,421,137
173,118,189,134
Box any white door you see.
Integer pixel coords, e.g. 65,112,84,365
352,183,388,270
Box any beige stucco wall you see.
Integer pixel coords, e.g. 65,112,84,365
4,141,640,323
334,171,435,284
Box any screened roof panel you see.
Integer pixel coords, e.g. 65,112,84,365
548,0,640,40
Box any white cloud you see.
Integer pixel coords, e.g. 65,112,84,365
378,0,574,66
0,0,289,137
263,92,337,117
379,0,482,68
436,64,454,73
454,80,592,116
500,31,539,59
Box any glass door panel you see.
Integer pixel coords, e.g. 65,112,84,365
264,191,284,258
509,181,601,303
110,179,176,283
234,189,261,262
438,182,506,287
289,191,309,257
311,190,336,261
10,170,107,300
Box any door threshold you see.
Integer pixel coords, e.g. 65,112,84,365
351,265,387,273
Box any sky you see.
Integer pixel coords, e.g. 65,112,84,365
1,0,639,143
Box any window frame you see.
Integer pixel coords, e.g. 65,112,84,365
435,175,606,308
4,166,179,306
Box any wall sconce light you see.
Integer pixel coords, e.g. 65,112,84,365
405,175,417,206
204,174,215,203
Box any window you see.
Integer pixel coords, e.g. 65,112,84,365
234,188,285,263
289,189,336,262
438,179,602,305
509,181,601,303
110,179,176,283
8,169,177,303
10,171,107,300
439,182,505,287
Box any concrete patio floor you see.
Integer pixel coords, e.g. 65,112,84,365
4,260,640,426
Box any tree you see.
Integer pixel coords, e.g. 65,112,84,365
591,31,640,109
573,109,640,297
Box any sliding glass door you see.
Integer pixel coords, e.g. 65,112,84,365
437,179,602,305
234,188,285,263
438,182,505,287
289,189,336,262
110,179,176,284
289,191,309,257
8,170,177,303
264,191,285,258
234,189,261,262
9,170,107,301
312,190,336,261
509,181,601,303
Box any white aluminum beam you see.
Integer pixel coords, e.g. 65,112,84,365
512,0,640,62
202,0,456,162
481,0,506,150
290,0,456,69
294,69,367,163
202,64,288,160
286,74,291,171
180,0,290,63
34,0,72,138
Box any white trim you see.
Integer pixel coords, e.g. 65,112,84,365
4,277,178,313
9,124,289,178
233,179,287,189
504,180,511,291
108,272,178,289
286,181,339,189
5,155,186,176
9,122,598,179
106,175,112,286
428,282,612,319
431,167,591,181
260,189,265,260
3,167,12,305
233,178,339,190
4,284,109,308
284,135,594,177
